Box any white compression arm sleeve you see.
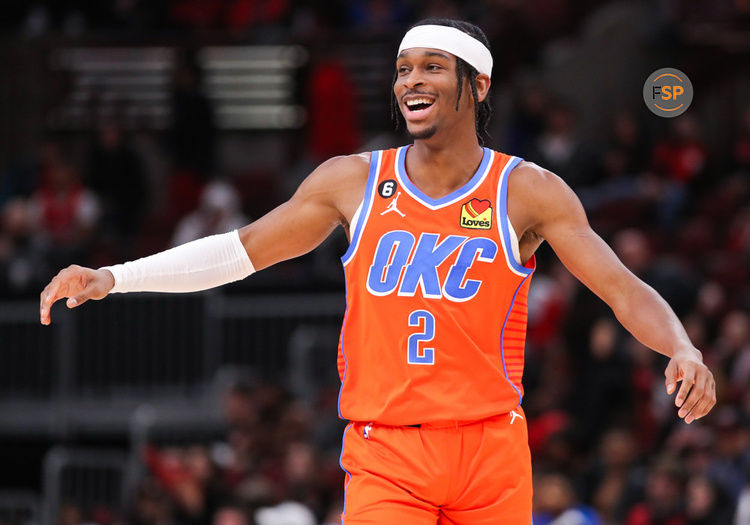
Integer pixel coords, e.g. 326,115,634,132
101,230,255,294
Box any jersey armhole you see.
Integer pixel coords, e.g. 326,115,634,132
496,156,534,277
341,150,381,266
347,200,364,243
507,216,522,266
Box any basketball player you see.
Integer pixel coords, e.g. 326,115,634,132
40,19,715,524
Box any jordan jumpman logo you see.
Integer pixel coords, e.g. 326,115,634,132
381,191,405,217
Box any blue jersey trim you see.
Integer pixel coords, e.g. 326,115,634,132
341,150,380,266
337,274,350,419
338,423,354,523
498,156,533,277
339,151,379,418
395,145,492,208
500,272,533,407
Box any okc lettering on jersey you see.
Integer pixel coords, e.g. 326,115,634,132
366,230,498,302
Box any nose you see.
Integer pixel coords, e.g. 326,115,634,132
403,69,426,90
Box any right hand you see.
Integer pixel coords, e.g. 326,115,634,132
39,265,115,325
664,347,716,424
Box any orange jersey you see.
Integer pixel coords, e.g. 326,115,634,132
337,146,535,425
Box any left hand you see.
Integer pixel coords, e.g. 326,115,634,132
664,348,716,424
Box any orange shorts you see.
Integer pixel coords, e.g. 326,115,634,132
339,409,532,524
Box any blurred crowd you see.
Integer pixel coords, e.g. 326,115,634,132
515,95,750,524
125,381,347,525
2,0,609,43
0,47,245,297
50,380,348,525
0,1,749,525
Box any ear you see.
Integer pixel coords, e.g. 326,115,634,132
475,73,491,103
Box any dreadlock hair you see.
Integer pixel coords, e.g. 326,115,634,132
391,18,493,145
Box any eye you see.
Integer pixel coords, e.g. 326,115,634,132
427,64,443,71
397,65,410,74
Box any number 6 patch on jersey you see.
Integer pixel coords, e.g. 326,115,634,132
378,179,398,198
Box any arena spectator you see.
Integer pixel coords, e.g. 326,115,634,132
213,505,249,525
0,198,37,295
586,428,640,523
612,229,698,318
525,101,596,189
568,317,634,445
625,457,686,525
684,474,734,524
0,155,38,210
344,0,411,34
533,472,601,525
306,52,361,162
505,79,549,158
707,407,748,502
652,116,708,184
127,478,174,525
255,501,316,525
26,143,100,272
171,181,248,247
607,111,651,175
86,120,149,260
165,50,216,222
736,471,750,525
714,312,750,400
651,116,709,228
578,147,642,221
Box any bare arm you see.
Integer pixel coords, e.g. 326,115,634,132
509,163,716,424
40,153,369,323
238,154,368,270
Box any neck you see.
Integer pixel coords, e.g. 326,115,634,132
406,123,485,198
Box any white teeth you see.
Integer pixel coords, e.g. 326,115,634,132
406,98,433,108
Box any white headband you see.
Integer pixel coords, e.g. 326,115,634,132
398,25,493,79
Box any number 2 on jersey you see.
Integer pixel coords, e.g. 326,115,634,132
407,310,435,365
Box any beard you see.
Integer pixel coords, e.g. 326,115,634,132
407,125,438,140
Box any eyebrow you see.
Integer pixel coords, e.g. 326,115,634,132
397,50,451,60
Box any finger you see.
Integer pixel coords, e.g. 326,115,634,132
40,280,62,325
665,360,678,395
679,376,705,420
66,291,91,308
675,366,696,408
40,268,79,324
685,398,709,424
40,287,50,324
687,378,717,423
685,391,710,424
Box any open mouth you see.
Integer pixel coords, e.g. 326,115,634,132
405,97,435,113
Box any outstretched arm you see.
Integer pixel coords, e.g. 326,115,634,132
40,154,369,324
510,163,716,424
237,154,367,270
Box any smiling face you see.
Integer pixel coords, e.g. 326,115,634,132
394,47,485,142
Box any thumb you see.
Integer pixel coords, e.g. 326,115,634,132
665,360,679,395
66,292,90,308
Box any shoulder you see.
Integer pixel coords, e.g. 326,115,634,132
509,160,580,207
293,152,373,225
508,161,565,194
298,152,371,196
315,152,371,180
506,160,587,232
